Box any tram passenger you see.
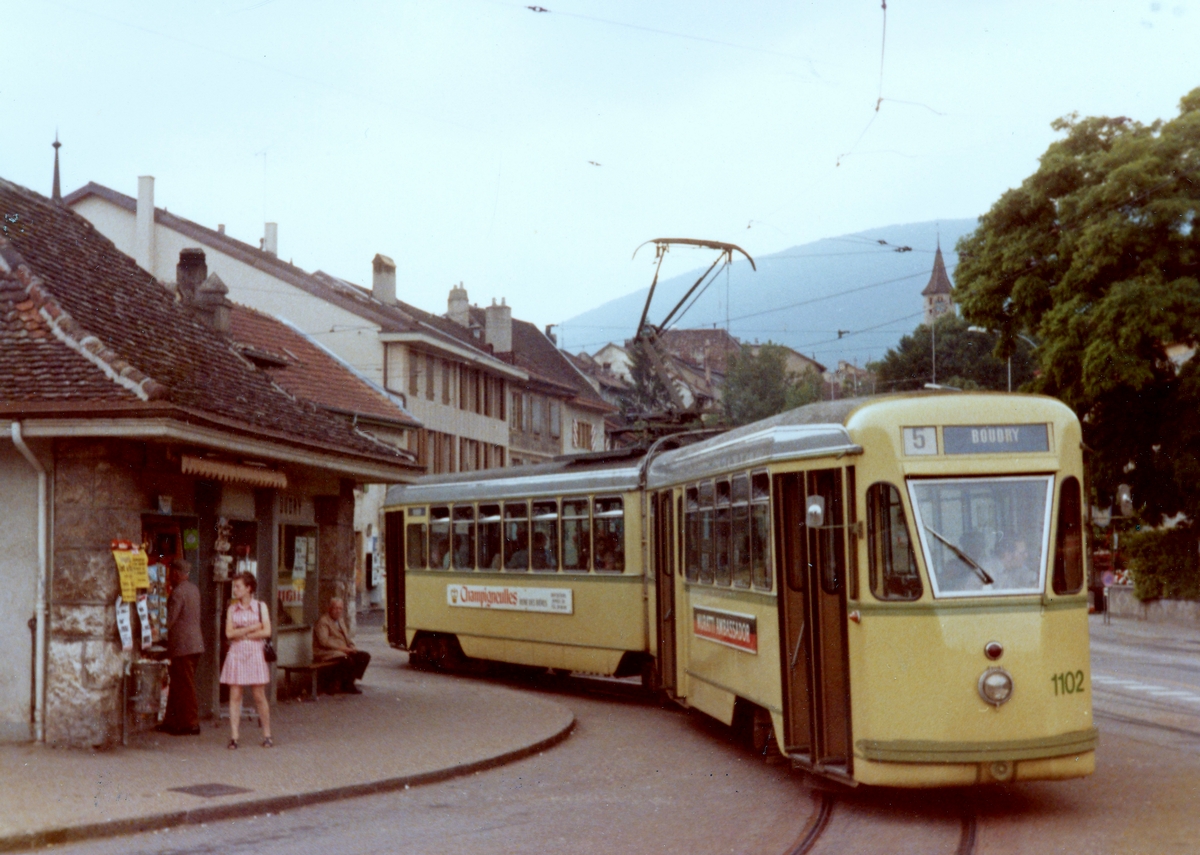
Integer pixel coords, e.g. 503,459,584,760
532,531,556,571
506,531,529,570
998,537,1036,589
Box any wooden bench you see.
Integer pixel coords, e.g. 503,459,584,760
275,626,339,701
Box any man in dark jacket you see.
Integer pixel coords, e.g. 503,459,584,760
159,559,205,735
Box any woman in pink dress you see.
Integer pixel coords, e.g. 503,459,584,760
220,571,273,748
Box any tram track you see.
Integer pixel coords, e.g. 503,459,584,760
782,790,978,855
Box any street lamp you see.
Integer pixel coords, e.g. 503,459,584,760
967,327,1038,392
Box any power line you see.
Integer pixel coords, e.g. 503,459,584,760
726,268,927,323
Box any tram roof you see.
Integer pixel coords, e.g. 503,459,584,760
385,448,647,505
645,397,870,487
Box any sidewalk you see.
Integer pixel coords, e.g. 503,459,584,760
0,628,575,852
1090,610,1200,649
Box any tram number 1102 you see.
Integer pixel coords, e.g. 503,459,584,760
1051,670,1086,696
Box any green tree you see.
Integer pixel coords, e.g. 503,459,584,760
722,343,821,426
954,88,1200,522
871,315,1037,392
617,340,675,415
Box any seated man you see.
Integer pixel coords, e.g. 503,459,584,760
313,598,371,694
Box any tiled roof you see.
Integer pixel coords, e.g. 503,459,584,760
0,177,420,471
657,328,742,375
921,245,954,296
229,304,420,429
63,183,515,371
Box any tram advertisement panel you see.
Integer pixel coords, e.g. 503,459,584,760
447,584,573,615
692,606,758,654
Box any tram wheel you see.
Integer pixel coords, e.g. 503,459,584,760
751,706,784,765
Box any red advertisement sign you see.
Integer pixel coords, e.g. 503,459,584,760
693,606,758,654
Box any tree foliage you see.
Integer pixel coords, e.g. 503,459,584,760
617,340,675,415
871,314,1037,392
722,343,822,426
954,88,1200,521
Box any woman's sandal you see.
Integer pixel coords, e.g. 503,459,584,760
262,737,274,748
227,739,238,750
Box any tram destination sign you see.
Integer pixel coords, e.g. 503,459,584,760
693,606,758,654
943,424,1049,455
447,584,573,615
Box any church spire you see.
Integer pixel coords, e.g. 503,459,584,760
921,239,955,325
51,133,62,204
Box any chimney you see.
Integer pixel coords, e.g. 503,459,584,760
372,253,397,305
217,224,225,235
262,222,278,257
544,324,557,345
485,298,512,353
448,283,470,327
176,248,207,304
194,273,232,333
135,176,156,273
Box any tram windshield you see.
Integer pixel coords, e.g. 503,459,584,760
908,476,1053,597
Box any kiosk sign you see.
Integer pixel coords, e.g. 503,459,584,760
447,584,573,615
693,606,758,654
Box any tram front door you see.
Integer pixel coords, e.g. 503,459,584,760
776,468,851,771
653,491,677,695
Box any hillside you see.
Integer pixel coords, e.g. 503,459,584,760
559,219,978,370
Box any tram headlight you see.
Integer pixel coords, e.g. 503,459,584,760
978,667,1014,707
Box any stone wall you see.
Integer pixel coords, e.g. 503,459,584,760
1106,585,1200,626
315,479,357,635
48,439,147,748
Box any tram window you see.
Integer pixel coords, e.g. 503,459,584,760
504,502,530,571
561,499,591,572
866,483,921,601
478,504,502,570
731,475,751,588
406,522,427,569
429,506,451,569
594,496,625,572
452,506,476,570
532,500,559,572
698,481,715,585
684,486,701,582
1053,476,1085,594
909,476,1051,597
751,473,771,590
714,479,732,586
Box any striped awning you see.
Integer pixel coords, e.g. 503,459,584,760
181,455,288,489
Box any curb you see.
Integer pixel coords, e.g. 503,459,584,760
0,714,575,853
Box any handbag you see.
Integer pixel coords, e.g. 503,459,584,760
259,601,278,663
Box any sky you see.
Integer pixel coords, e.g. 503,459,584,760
1,1,1197,349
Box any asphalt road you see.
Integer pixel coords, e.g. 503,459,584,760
43,615,1200,855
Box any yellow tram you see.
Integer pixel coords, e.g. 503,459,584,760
385,392,1096,788
383,453,653,678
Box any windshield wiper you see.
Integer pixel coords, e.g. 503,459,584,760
924,525,994,585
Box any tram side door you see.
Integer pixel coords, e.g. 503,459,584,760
384,510,406,649
776,469,852,770
654,491,677,695
776,472,813,757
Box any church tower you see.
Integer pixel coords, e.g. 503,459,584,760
921,240,954,325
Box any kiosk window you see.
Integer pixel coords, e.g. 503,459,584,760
478,504,502,570
452,506,475,570
751,472,772,590
429,507,450,569
594,497,625,572
561,499,590,571
1053,476,1084,594
731,474,751,588
406,522,427,569
867,483,921,600
532,500,559,572
504,502,530,571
